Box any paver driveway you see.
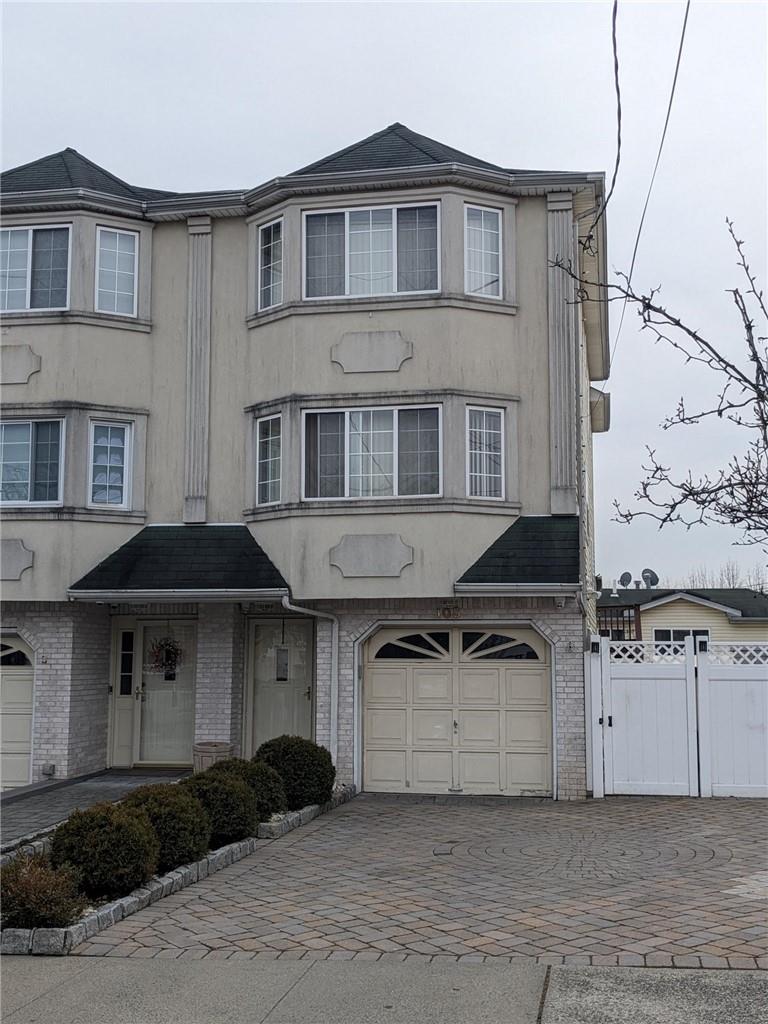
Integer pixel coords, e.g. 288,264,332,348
75,795,768,968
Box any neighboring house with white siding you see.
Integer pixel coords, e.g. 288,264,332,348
0,123,610,798
597,588,768,644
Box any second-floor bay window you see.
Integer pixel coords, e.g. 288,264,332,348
465,205,502,298
304,405,441,498
89,421,131,507
0,226,70,311
96,228,138,316
304,204,439,299
0,420,63,504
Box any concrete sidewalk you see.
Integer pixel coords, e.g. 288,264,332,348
3,957,766,1024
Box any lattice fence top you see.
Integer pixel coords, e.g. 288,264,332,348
706,643,768,667
608,641,687,664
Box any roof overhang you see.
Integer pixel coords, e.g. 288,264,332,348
68,587,288,603
639,592,743,617
589,388,611,433
454,583,581,596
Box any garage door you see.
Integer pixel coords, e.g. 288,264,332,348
0,637,34,789
364,627,551,796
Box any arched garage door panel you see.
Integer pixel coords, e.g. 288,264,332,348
364,627,552,796
0,638,34,789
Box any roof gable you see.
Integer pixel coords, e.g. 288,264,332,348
293,123,507,176
597,587,768,620
458,516,580,586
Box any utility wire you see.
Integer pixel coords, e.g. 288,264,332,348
586,0,622,245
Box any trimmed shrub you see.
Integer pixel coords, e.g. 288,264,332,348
50,802,158,900
1,853,86,929
123,784,210,874
254,735,335,811
180,774,257,847
205,758,287,822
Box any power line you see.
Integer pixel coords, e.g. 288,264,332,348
586,0,622,245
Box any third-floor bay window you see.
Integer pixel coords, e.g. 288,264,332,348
304,405,441,498
0,226,70,311
304,204,439,299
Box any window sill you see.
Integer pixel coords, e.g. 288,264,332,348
247,292,518,327
0,310,151,333
244,497,521,520
0,506,146,524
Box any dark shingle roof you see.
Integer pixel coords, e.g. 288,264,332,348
293,123,507,176
597,588,768,620
0,148,174,201
458,516,580,585
70,525,287,593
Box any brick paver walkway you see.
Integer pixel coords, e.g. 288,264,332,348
75,795,768,968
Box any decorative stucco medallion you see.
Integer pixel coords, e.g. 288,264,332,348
0,345,41,385
0,539,34,580
331,331,412,373
329,534,414,577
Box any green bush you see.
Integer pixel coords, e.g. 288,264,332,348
180,774,257,847
1,852,86,929
50,803,158,900
123,784,210,874
254,735,335,811
205,758,287,822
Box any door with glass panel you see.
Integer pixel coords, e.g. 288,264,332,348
251,620,313,752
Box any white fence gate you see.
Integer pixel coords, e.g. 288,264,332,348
589,638,768,798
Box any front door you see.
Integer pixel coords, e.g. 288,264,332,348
135,621,197,764
251,619,313,753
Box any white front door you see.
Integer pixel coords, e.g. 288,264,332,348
251,619,313,753
363,626,552,796
0,637,34,789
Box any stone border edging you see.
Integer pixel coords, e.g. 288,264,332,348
1,784,356,956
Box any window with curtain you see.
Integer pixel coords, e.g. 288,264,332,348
0,226,70,311
90,421,130,506
257,415,281,504
96,228,138,316
467,407,504,498
259,219,283,310
465,206,501,298
304,204,438,298
304,406,440,498
0,420,62,503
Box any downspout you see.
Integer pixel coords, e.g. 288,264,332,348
281,595,339,765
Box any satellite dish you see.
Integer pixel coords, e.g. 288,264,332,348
642,568,660,588
619,571,632,588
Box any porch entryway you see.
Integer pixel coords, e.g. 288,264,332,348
244,618,314,756
110,619,197,768
0,636,34,789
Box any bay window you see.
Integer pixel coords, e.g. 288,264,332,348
467,407,504,499
0,226,70,311
89,421,131,507
465,205,502,298
304,405,441,499
96,228,138,316
258,219,283,310
0,420,63,504
256,415,281,504
304,204,439,298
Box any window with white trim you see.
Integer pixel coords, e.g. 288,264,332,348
0,420,63,504
304,405,441,499
256,415,281,505
653,628,710,649
466,407,504,499
465,205,501,298
96,227,138,316
0,226,70,311
304,204,439,298
258,219,283,310
89,421,131,507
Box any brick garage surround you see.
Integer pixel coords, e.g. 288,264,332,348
312,596,587,801
1,602,111,782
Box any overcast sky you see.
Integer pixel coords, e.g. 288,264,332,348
3,0,766,585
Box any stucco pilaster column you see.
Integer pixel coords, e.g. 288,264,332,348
184,216,212,523
547,193,578,515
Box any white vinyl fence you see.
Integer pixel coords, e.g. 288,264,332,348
588,638,768,798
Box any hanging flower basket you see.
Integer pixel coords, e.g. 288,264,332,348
147,636,183,677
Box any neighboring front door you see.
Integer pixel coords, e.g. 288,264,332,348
110,619,197,767
0,637,34,789
251,619,313,752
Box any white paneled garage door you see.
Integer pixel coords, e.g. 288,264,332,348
363,626,551,796
0,637,34,789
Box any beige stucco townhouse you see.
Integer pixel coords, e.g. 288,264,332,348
0,124,610,799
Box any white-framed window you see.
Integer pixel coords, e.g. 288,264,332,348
0,419,64,504
303,404,441,499
303,203,439,299
88,420,132,508
653,628,710,650
464,205,502,298
95,227,138,317
258,219,283,311
466,406,504,499
0,225,71,311
256,414,281,505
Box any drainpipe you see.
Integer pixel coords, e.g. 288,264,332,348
280,595,339,765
